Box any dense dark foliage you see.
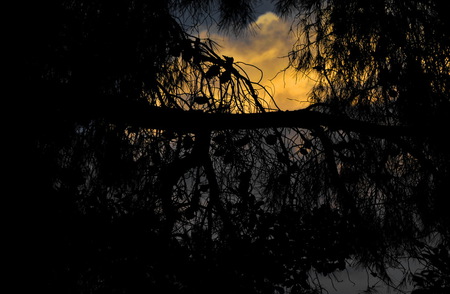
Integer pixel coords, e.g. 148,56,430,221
19,0,449,293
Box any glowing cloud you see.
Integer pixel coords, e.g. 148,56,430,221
203,12,315,110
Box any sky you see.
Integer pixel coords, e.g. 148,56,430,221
196,5,418,294
200,11,316,110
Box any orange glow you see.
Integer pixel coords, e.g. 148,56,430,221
202,12,315,110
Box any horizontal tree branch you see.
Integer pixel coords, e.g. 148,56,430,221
109,105,423,138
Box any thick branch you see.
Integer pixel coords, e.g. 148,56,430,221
110,105,424,138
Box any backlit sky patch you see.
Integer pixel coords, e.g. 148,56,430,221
202,12,315,110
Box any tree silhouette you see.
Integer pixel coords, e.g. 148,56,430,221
20,0,449,293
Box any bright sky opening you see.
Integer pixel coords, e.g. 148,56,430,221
202,12,316,111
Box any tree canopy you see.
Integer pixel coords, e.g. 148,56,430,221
20,0,449,293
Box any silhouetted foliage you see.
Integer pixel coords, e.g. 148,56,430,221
20,0,449,293
411,242,450,294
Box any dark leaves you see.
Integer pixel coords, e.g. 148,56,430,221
235,135,250,147
193,96,209,104
223,55,234,67
265,134,277,145
388,88,398,98
299,147,308,155
213,133,226,144
204,64,221,79
214,148,226,157
219,70,232,83
182,135,194,149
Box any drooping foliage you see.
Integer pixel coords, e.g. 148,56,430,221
282,0,450,241
21,0,449,293
278,0,450,291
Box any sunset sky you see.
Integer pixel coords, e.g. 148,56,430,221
201,11,316,110
196,7,417,294
26,2,441,293
200,11,382,294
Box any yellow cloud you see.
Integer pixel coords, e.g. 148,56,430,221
203,12,315,110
